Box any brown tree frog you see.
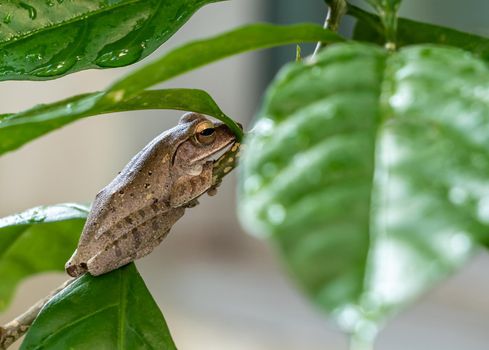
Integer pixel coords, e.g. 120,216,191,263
65,113,237,277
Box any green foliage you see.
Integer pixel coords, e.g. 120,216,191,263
0,23,343,154
350,4,489,60
107,23,344,100
239,42,489,343
0,204,88,311
0,0,222,80
1,0,489,349
0,89,235,156
21,264,176,350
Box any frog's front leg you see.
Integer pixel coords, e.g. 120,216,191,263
170,161,213,208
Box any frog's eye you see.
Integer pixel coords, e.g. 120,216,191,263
194,121,216,145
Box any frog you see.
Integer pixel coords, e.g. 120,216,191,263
65,113,237,277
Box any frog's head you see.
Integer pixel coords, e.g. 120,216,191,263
172,113,236,175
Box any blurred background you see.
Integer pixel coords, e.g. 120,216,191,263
1,0,489,349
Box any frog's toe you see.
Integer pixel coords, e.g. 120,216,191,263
65,262,88,277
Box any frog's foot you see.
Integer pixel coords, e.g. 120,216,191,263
185,199,199,208
65,261,88,277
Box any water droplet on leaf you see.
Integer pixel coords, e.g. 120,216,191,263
30,57,77,77
267,203,286,224
19,2,37,19
95,46,143,68
3,13,12,24
477,197,489,224
448,186,468,205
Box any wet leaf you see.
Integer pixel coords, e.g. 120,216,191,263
21,264,176,350
0,88,237,156
0,204,88,312
239,43,489,344
0,0,221,81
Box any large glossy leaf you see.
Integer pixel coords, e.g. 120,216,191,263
0,0,221,81
21,263,176,350
351,4,489,60
106,23,344,100
0,88,239,156
0,204,88,312
239,43,489,345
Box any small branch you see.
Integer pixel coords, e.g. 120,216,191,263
0,278,75,349
314,0,347,55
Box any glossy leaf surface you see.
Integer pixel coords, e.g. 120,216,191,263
0,204,88,311
21,264,176,350
239,43,489,342
107,23,344,100
0,0,220,81
0,88,236,156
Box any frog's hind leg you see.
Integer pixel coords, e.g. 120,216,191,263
86,208,184,276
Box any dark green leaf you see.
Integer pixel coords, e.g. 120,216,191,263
21,263,176,350
0,88,238,156
0,204,88,312
350,4,489,60
239,43,489,344
106,23,345,100
0,0,221,81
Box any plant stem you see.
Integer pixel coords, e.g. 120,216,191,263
314,0,347,55
362,0,399,50
0,278,75,350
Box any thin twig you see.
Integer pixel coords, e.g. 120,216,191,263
0,278,75,349
314,0,347,55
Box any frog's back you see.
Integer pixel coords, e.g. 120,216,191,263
66,125,188,276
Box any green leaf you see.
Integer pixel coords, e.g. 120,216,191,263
0,88,237,156
0,0,220,81
350,4,489,60
0,204,88,312
106,23,345,100
239,43,489,344
21,263,176,350
1,24,342,155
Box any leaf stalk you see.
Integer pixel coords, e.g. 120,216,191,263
314,0,347,55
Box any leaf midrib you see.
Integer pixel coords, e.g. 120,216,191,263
31,303,118,349
360,52,390,305
118,269,129,350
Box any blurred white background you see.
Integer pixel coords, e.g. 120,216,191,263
1,1,489,349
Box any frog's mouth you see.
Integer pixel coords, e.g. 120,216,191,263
208,139,237,163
